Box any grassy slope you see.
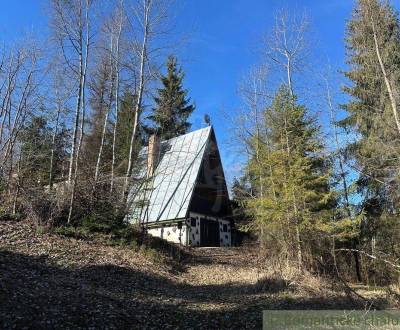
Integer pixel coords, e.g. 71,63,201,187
0,220,391,329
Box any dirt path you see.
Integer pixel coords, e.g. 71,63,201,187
0,221,387,329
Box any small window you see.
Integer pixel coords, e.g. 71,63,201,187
223,224,228,232
191,218,197,227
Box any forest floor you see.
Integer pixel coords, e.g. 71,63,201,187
0,219,393,329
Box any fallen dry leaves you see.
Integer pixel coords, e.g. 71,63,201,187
0,220,389,329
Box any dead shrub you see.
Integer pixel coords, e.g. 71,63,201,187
254,276,289,293
21,188,68,228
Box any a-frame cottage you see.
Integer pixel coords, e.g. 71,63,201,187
127,126,233,247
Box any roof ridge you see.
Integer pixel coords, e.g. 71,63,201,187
160,125,212,144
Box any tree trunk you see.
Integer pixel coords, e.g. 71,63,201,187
110,6,123,194
94,34,114,187
67,0,90,224
352,241,362,283
371,14,400,136
122,0,151,200
49,101,61,189
68,53,83,183
12,151,22,214
325,77,362,282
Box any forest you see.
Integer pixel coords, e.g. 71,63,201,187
1,0,400,329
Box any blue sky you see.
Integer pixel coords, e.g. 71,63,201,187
1,0,397,187
174,0,355,183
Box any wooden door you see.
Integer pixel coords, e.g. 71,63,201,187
200,218,220,247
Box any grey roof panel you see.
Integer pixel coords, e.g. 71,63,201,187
128,126,212,223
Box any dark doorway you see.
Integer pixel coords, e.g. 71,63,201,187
200,218,220,247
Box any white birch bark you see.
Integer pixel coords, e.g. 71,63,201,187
94,34,114,186
110,4,123,193
122,0,151,199
67,0,91,223
49,84,62,189
370,14,400,136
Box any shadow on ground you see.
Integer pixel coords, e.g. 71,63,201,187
0,250,381,329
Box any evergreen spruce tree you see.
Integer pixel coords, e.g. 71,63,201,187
343,0,400,205
246,86,335,267
343,0,400,281
231,176,253,230
19,116,68,187
147,55,195,140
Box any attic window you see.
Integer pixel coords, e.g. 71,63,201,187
223,224,228,232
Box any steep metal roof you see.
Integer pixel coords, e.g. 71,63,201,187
127,126,212,224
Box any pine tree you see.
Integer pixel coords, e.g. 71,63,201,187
147,55,195,140
246,86,335,267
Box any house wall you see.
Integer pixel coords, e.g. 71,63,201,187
147,224,188,245
186,216,201,246
188,212,231,247
146,213,232,247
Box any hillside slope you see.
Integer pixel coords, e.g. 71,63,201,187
0,220,387,329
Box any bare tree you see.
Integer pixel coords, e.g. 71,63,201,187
122,0,173,200
110,1,124,193
93,27,115,187
51,0,95,222
264,8,309,96
0,43,41,175
122,0,151,199
91,1,125,190
48,59,72,189
237,66,270,199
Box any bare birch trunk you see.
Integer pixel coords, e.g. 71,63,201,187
94,35,115,187
110,10,123,193
67,0,91,224
122,0,151,200
49,98,61,189
1,66,35,169
68,48,83,183
12,151,22,214
370,15,400,136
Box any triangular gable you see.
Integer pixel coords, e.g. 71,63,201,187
128,126,212,224
187,129,231,218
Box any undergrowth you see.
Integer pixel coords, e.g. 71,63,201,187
52,208,187,264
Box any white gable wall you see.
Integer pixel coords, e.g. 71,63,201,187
188,212,231,247
147,224,188,245
146,213,232,247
